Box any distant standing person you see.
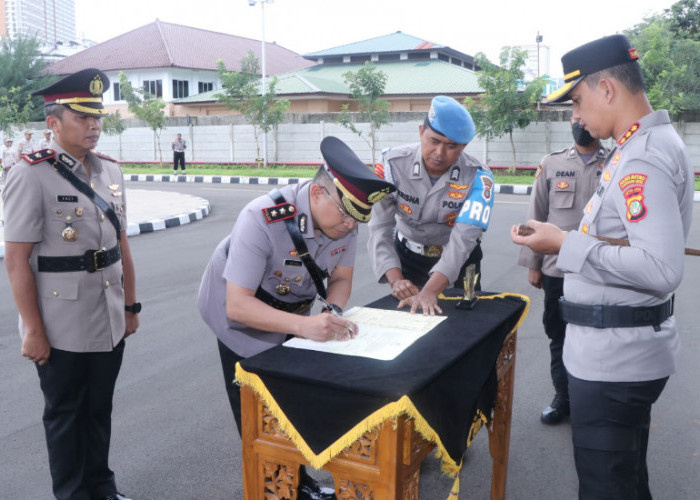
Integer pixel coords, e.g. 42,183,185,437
172,132,186,176
17,129,36,155
518,117,609,425
39,129,52,149
1,137,19,180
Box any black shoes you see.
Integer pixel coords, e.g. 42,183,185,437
298,466,335,500
104,493,132,500
540,394,570,425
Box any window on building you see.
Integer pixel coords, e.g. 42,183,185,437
378,54,400,62
198,81,214,93
113,82,122,101
173,79,189,99
349,55,371,63
407,52,430,60
142,80,162,98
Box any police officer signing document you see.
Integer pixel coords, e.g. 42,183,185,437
3,69,139,500
512,35,694,499
198,136,395,500
368,96,494,315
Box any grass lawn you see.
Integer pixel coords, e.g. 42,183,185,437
121,164,700,190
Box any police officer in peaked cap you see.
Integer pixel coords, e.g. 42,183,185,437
198,136,394,499
3,68,138,500
512,34,694,498
368,95,494,315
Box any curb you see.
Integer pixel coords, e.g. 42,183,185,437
0,195,211,260
123,173,532,194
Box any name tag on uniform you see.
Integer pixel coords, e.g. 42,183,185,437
57,195,78,203
284,259,302,267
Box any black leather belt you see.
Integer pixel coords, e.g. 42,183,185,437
38,245,121,273
255,286,313,314
559,296,674,331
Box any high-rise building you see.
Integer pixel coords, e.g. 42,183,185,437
1,0,76,43
518,44,551,81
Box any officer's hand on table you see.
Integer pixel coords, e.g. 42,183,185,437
22,327,51,365
528,269,544,289
398,289,443,316
124,312,139,338
301,314,358,342
390,279,420,300
511,220,566,255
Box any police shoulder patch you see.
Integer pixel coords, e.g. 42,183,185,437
23,148,56,165
262,202,297,224
94,151,117,162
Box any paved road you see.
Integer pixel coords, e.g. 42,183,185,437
1,182,699,499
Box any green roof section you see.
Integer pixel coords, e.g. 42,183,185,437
304,31,445,57
173,60,482,104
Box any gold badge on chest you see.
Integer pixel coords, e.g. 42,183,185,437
62,223,78,242
275,283,290,295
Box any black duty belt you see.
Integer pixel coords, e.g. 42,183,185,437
255,286,313,314
38,245,121,273
559,296,674,332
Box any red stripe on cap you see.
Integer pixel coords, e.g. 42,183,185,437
43,91,94,103
329,168,368,204
628,48,639,60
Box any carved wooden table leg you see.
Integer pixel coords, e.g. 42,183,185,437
240,385,434,500
487,330,518,500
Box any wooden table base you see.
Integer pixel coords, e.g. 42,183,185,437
241,330,517,500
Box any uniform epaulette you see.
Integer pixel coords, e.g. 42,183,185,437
383,147,412,160
550,147,570,156
261,202,297,224
23,149,56,165
94,151,117,162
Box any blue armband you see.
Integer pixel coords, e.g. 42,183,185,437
455,169,494,230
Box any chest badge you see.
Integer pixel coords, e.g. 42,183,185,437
275,283,290,295
61,223,78,242
556,181,569,189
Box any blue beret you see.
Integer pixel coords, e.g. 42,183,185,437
427,96,475,144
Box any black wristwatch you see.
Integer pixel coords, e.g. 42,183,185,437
322,303,343,315
125,302,142,314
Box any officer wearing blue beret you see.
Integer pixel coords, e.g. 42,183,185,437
368,95,494,314
512,34,694,498
3,68,138,500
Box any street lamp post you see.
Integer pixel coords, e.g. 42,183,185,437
248,0,273,167
536,32,543,110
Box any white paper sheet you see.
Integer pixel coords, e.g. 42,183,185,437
282,306,447,360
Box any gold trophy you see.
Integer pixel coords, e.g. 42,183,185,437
456,264,479,310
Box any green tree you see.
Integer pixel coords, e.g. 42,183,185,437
216,51,290,167
118,72,166,163
102,109,127,160
0,35,54,127
0,86,34,135
465,47,544,172
337,62,390,166
665,0,700,40
626,9,700,113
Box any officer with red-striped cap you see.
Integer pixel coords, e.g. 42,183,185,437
3,68,138,500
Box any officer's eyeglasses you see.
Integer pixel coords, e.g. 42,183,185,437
322,187,355,223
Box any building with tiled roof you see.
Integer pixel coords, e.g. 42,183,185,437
44,19,314,116
173,31,483,116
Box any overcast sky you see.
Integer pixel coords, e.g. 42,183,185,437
75,0,676,78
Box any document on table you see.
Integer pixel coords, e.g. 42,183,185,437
283,306,447,360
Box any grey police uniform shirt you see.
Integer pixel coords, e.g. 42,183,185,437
368,143,488,285
172,138,186,152
17,138,36,155
198,181,358,358
2,140,127,352
556,110,694,382
518,145,608,278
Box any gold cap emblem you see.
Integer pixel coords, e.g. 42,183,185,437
89,75,104,96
